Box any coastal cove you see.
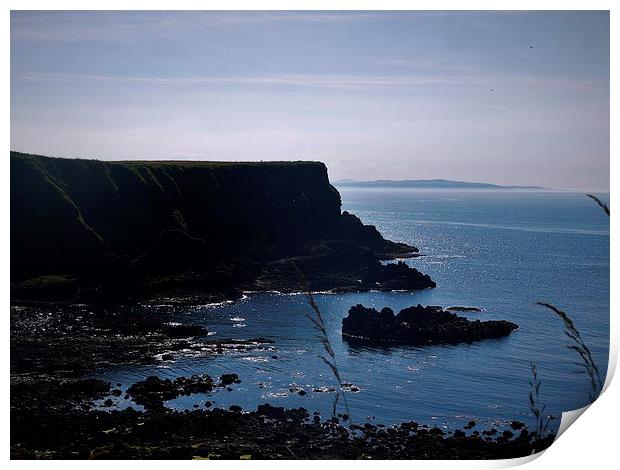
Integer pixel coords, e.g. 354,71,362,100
9,9,611,460
74,189,608,433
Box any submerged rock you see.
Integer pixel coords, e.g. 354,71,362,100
342,304,518,345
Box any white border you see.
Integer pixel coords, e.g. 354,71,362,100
3,1,616,468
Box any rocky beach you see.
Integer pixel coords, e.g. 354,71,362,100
11,304,553,459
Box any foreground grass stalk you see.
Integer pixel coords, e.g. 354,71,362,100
536,302,602,401
528,364,550,441
586,194,610,216
526,194,608,446
292,263,354,425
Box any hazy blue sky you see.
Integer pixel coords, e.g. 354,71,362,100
11,11,609,190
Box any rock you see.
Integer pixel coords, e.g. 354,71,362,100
220,373,239,386
257,404,286,419
161,354,175,361
453,430,466,438
342,304,518,345
257,404,289,420
510,420,525,430
464,420,476,429
446,306,482,312
367,261,436,291
103,399,114,407
110,389,122,397
89,447,113,459
58,379,111,398
126,375,213,410
503,430,515,439
229,405,242,413
429,427,444,436
341,383,361,393
12,275,79,302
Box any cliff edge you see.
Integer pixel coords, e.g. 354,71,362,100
11,151,434,303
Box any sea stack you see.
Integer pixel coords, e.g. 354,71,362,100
342,304,518,345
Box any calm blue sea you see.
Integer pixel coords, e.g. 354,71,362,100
94,189,610,433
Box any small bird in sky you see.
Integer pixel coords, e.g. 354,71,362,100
529,45,534,49
490,89,494,92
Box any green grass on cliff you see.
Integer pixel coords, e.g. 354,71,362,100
12,151,324,169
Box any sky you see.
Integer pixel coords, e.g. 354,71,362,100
10,11,610,190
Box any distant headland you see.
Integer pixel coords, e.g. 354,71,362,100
332,178,546,190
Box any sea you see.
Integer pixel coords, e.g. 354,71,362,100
93,188,610,433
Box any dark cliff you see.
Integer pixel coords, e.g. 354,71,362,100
11,151,433,302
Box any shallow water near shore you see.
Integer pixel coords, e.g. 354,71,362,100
92,189,609,433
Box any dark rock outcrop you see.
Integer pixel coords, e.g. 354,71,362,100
126,375,214,410
11,391,555,459
219,373,240,386
446,306,482,312
342,304,518,345
11,151,433,302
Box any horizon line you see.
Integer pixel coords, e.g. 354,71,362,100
331,178,610,193
10,149,609,194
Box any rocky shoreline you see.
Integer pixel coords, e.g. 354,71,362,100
10,303,554,460
11,388,554,460
11,252,436,307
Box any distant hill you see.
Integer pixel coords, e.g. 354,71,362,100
332,178,545,190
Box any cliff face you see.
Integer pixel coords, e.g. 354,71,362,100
11,151,430,301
